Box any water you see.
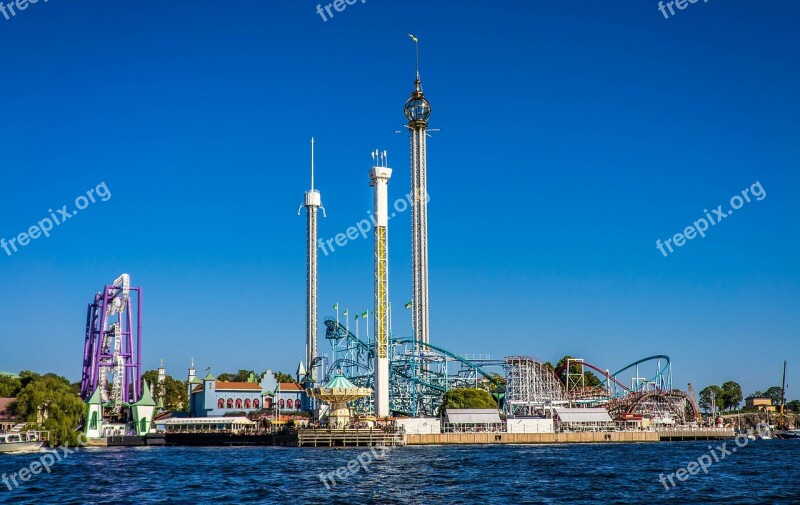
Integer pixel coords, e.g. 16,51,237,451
0,441,798,504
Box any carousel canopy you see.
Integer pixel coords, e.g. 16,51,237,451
309,373,372,403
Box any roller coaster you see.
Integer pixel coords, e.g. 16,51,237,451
323,317,697,424
550,355,697,425
323,318,504,417
79,274,143,416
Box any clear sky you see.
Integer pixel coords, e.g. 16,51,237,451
0,0,797,399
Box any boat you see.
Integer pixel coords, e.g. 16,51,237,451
776,429,800,440
0,432,46,453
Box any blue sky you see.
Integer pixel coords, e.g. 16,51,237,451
0,0,797,399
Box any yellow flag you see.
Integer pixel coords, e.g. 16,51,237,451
408,34,418,43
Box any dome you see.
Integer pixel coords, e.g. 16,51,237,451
404,80,431,123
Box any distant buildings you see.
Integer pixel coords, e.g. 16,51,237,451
745,397,776,413
0,398,17,432
187,368,307,418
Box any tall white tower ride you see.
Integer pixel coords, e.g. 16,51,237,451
405,36,432,349
370,150,392,418
299,138,325,384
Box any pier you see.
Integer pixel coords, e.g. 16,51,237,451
284,427,406,447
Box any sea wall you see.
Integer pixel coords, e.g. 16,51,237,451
405,431,659,445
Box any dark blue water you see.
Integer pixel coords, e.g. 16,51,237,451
0,441,798,504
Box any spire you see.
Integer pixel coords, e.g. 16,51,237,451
310,137,315,191
134,381,157,407
408,34,420,82
87,387,103,405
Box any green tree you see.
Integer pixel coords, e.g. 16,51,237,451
141,371,189,412
14,375,85,446
764,386,784,406
720,381,743,411
555,355,602,388
273,371,296,384
0,375,22,397
699,385,723,413
786,400,800,412
217,370,256,383
437,388,498,415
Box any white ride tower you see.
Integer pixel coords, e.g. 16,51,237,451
370,150,392,418
299,138,325,386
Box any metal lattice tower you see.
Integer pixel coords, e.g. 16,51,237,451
404,37,432,350
299,138,325,383
370,150,392,417
504,356,567,417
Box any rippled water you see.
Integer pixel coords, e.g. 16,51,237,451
0,441,798,504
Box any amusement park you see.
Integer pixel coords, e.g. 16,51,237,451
69,45,725,447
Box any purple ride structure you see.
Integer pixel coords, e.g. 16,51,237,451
80,274,144,415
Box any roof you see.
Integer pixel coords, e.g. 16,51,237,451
164,416,255,426
0,398,16,421
279,383,303,392
203,372,216,381
554,408,613,423
87,387,103,405
297,361,306,377
322,373,356,390
192,385,203,393
133,381,157,407
444,409,502,424
215,382,262,391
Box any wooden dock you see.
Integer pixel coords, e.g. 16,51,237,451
288,428,406,447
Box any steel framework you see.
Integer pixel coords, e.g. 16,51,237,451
323,318,503,417
80,274,142,413
405,68,432,351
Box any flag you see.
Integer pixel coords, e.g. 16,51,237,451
405,301,413,310
355,313,360,320
342,309,349,317
361,311,368,318
333,303,338,311
408,34,418,43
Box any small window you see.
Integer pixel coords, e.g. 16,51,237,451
227,398,234,409
279,399,285,408
244,399,251,409
235,399,243,409
253,399,260,409
218,399,225,409
287,399,293,409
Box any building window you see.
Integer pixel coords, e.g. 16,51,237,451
287,399,293,409
244,399,251,409
253,399,260,409
279,399,285,408
235,399,243,409
218,399,225,409
227,398,234,409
